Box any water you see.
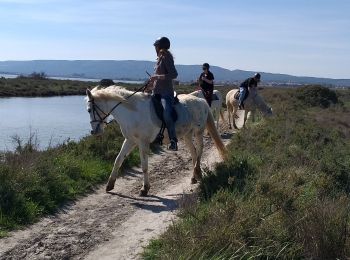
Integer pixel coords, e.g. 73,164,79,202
0,96,91,152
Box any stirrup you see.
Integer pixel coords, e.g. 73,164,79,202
154,133,164,145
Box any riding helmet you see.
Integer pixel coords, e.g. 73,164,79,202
153,37,171,50
254,72,261,81
202,63,210,69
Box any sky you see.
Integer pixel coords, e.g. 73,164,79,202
0,0,349,79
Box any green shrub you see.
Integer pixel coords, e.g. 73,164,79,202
295,85,338,108
200,156,257,200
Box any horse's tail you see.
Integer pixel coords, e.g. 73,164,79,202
206,111,228,160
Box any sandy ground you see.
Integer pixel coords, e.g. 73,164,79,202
0,111,245,260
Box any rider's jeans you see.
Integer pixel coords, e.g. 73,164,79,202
239,87,247,105
161,95,177,142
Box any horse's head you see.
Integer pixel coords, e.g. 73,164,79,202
86,89,107,135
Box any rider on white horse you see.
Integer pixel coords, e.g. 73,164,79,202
147,36,179,151
238,73,261,109
198,63,214,107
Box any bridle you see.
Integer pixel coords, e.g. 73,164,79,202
88,98,110,134
87,80,150,134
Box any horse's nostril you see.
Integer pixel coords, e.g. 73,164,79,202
90,130,94,135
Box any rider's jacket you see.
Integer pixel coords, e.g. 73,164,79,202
153,51,178,97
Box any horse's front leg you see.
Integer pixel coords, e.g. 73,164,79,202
232,106,239,129
139,142,150,196
106,139,135,192
243,110,248,128
251,109,256,123
214,108,220,129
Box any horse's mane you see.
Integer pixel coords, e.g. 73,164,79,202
90,85,146,110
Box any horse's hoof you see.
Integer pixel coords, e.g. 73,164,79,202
140,189,148,196
228,125,232,129
191,177,198,184
140,185,150,196
106,184,114,192
106,178,116,192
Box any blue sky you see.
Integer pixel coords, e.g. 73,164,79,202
0,0,349,78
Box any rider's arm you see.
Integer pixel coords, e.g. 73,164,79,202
202,72,214,84
202,78,213,84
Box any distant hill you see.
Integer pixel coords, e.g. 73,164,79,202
0,60,349,86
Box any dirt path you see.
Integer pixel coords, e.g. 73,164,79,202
0,111,244,260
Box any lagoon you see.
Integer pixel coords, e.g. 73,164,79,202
0,95,91,152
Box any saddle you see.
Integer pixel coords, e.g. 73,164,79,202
234,89,249,100
151,93,178,122
151,93,179,145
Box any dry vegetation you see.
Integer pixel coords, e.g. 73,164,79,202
143,86,350,259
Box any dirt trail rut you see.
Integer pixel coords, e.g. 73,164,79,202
0,111,244,260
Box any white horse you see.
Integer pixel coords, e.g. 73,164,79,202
190,89,224,130
85,86,227,196
226,87,273,129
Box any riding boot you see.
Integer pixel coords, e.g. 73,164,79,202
168,139,178,151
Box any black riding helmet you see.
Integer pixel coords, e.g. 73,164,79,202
254,72,261,82
153,37,170,50
202,63,210,70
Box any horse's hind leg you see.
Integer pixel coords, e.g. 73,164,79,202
192,131,204,183
184,133,199,184
106,139,135,192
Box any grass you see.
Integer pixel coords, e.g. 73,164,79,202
0,77,93,97
143,86,350,259
0,76,235,97
0,123,139,235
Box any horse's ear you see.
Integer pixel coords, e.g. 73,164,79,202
86,89,93,100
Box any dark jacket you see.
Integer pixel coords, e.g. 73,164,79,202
199,71,214,91
153,51,178,96
240,77,257,89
